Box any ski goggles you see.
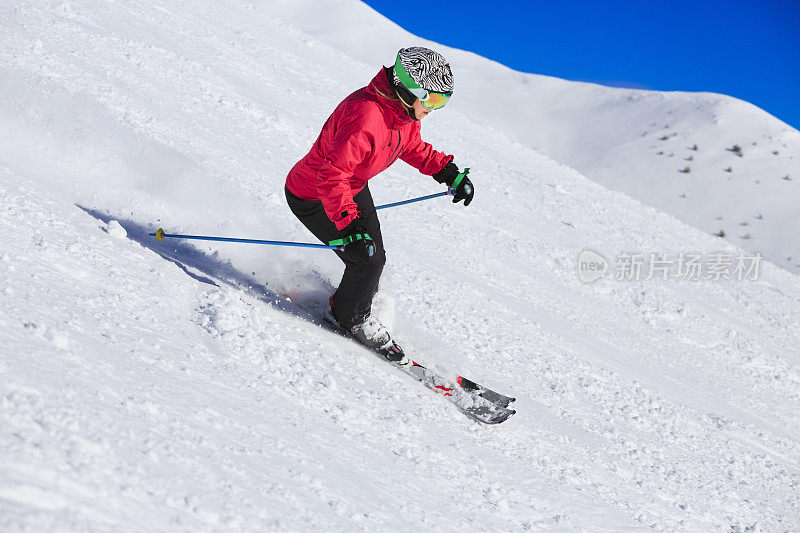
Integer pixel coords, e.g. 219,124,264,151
394,54,452,110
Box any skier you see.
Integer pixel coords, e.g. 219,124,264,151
284,47,474,363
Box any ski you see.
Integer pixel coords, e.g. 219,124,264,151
453,374,516,409
403,360,516,425
319,311,515,424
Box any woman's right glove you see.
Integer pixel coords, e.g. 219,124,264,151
329,217,375,263
433,161,474,206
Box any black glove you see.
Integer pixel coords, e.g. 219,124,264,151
329,217,375,263
433,161,474,206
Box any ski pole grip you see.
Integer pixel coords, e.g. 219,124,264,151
450,167,470,192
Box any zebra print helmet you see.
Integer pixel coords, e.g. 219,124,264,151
393,47,454,95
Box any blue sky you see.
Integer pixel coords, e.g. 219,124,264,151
362,0,800,129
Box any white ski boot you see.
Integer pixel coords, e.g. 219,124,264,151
350,314,409,365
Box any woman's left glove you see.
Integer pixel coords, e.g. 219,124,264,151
433,161,474,206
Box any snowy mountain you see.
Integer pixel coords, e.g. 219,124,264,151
272,0,800,274
2,1,799,531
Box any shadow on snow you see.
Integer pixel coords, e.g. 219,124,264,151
75,205,333,325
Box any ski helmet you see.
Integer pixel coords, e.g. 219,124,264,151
393,47,453,110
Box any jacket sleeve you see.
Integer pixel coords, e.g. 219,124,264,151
317,108,375,231
400,125,453,176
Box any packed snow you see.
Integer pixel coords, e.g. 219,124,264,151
1,0,799,531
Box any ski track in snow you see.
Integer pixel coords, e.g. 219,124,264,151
1,1,799,531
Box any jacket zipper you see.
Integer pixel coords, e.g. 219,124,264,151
381,129,403,172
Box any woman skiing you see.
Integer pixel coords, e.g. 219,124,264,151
284,47,473,363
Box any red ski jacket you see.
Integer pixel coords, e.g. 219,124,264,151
285,68,453,230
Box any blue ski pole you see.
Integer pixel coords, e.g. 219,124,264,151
149,228,344,250
150,182,462,248
375,167,469,209
375,188,453,210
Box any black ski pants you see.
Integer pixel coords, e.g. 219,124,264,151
285,184,386,329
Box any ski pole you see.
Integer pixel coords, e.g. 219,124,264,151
375,188,453,210
375,167,470,210
149,228,344,250
149,182,466,247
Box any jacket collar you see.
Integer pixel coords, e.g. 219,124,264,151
365,67,415,125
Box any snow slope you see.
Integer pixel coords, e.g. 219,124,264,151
271,0,800,274
1,0,800,531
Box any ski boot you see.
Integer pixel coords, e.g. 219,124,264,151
328,296,408,365
349,313,409,365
